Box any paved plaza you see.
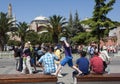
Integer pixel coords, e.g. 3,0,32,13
0,52,120,84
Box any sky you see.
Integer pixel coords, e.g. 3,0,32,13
0,0,120,23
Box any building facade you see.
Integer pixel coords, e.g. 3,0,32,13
29,16,50,32
116,27,120,45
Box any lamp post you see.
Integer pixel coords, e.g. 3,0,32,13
98,26,106,52
97,25,100,52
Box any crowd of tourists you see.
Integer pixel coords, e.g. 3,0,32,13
13,37,112,83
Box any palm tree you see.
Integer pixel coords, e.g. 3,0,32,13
25,30,40,45
16,22,29,46
0,12,14,51
46,15,67,43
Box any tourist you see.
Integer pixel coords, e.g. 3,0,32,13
87,42,95,58
90,49,104,74
13,46,20,71
29,44,37,73
72,50,90,83
17,44,23,72
99,46,111,72
54,46,63,77
73,50,89,76
37,46,59,75
21,42,32,74
52,37,82,77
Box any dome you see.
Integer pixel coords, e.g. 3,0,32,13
34,16,48,21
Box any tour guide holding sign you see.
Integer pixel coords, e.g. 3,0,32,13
52,37,82,77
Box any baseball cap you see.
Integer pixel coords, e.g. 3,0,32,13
60,37,66,41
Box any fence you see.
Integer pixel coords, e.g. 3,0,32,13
0,51,14,58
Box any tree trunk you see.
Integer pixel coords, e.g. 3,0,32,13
53,34,58,43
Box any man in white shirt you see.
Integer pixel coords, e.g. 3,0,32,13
99,46,111,72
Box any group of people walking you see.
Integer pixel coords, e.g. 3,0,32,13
13,42,46,74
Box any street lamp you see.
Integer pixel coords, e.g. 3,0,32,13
98,26,106,52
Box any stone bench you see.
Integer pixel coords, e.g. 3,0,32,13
76,73,120,84
0,74,57,84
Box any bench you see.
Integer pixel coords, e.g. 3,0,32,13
0,74,57,84
76,73,120,84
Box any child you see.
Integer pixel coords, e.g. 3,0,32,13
52,37,82,77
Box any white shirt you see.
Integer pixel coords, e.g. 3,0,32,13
99,50,110,62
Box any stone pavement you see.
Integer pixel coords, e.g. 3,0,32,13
0,52,120,84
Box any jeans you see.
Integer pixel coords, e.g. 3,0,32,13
15,57,20,70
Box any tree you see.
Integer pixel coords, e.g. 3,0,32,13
0,12,14,51
68,11,85,38
71,0,116,46
73,11,85,33
25,30,39,45
67,11,86,45
68,12,73,29
38,32,53,43
93,0,116,51
80,0,116,44
46,15,67,43
16,22,29,46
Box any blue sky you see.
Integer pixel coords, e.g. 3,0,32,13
0,0,120,23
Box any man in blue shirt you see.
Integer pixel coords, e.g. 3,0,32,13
38,46,59,74
72,50,89,84
73,50,89,76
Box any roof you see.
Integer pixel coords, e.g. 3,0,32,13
34,16,48,21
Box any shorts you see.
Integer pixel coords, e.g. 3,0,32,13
60,56,73,67
31,58,35,64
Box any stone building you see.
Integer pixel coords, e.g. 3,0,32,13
29,16,50,33
116,27,120,45
7,4,20,41
100,27,120,47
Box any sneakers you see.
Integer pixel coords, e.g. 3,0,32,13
78,73,84,76
21,72,25,74
33,70,38,73
77,73,84,76
51,73,56,76
58,74,63,78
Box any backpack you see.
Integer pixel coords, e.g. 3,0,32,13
88,47,94,55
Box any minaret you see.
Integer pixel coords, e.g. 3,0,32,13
8,3,12,18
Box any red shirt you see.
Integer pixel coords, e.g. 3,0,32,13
90,55,104,74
